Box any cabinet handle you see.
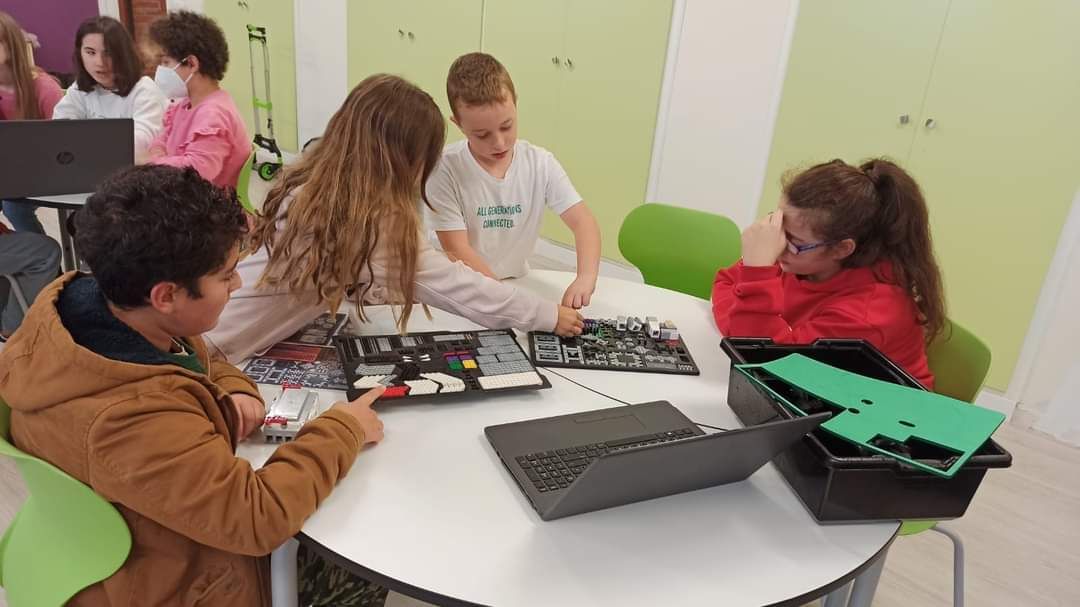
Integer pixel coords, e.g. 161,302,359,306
925,118,937,129
408,31,415,41
566,58,574,70
398,29,405,38
552,56,561,66
898,114,910,125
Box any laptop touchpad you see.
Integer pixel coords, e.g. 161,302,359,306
573,412,646,435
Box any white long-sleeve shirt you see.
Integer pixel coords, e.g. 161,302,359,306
52,76,167,163
205,193,559,363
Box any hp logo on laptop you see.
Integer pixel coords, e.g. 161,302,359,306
56,151,75,165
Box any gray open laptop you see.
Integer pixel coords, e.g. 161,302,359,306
0,119,133,198
486,401,829,520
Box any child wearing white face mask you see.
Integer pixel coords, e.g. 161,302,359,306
146,11,250,190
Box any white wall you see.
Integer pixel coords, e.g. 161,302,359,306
97,0,119,17
166,0,204,12
294,0,348,145
648,0,800,229
289,0,798,229
1012,191,1080,444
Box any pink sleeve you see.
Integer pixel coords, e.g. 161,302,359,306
36,74,64,119
150,105,233,183
148,104,175,157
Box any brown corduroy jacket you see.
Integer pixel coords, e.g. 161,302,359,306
0,273,366,606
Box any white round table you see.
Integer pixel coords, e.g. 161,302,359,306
239,270,898,606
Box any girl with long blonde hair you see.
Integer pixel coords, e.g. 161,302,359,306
0,11,62,120
1,10,65,233
208,74,582,362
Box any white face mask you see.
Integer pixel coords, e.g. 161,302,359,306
154,62,193,100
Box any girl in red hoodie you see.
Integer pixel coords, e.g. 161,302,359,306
711,158,945,388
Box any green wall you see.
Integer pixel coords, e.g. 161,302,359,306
760,0,1080,390
206,0,299,152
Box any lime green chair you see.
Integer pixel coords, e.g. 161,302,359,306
236,147,259,215
0,399,131,606
618,203,742,300
837,319,991,607
927,319,992,403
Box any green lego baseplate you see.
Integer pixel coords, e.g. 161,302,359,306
735,354,1005,478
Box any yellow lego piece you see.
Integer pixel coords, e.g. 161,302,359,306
463,359,478,369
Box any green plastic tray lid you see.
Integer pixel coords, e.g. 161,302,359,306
734,354,1005,478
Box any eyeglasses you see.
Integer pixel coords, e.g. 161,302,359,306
785,239,833,255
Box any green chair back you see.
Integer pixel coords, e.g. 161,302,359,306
0,399,131,607
926,319,992,404
237,147,258,215
618,203,742,300
900,319,991,535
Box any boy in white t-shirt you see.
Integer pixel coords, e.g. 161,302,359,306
425,52,602,309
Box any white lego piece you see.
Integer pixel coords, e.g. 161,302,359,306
353,374,389,389
660,327,680,340
478,371,543,390
263,389,318,443
404,379,440,395
646,316,661,339
616,315,628,331
421,372,466,393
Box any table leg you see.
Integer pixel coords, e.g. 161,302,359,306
271,537,300,607
846,551,887,607
56,208,76,272
823,581,851,607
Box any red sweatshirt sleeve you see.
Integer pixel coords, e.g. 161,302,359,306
711,261,886,347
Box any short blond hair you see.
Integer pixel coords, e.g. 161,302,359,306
446,52,517,117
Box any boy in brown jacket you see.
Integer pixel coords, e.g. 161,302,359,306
0,165,386,606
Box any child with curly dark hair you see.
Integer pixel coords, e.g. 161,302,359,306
146,10,250,189
0,165,388,605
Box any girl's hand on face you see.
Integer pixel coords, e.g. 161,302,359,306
741,210,788,267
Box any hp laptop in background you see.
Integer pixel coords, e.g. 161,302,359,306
0,119,133,199
486,401,829,521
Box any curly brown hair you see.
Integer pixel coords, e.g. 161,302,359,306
148,10,229,81
75,165,248,308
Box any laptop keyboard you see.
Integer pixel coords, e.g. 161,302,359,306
514,428,698,493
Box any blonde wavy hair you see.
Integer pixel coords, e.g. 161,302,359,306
252,74,446,331
0,11,45,119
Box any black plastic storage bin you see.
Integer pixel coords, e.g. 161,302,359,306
721,337,1012,523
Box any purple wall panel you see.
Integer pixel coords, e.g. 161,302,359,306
3,0,100,74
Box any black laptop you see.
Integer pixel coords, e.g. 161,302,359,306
0,118,133,198
486,401,829,520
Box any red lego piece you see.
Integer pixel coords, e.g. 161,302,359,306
380,385,411,399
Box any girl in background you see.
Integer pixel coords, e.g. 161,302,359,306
53,16,167,163
146,10,249,189
0,10,64,233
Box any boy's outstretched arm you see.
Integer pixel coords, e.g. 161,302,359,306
559,203,601,309
436,230,500,279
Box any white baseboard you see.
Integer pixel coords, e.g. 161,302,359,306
975,388,1017,421
532,239,643,283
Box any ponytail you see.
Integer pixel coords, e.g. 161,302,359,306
783,158,947,342
860,159,946,342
